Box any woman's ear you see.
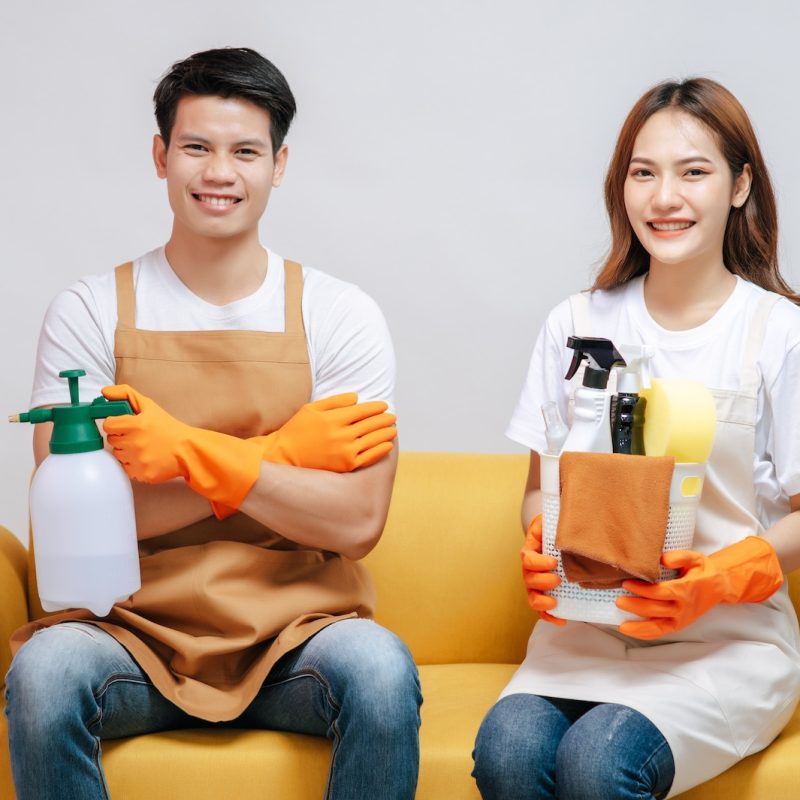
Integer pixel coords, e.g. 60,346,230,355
732,163,752,208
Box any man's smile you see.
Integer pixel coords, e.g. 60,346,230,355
192,193,242,207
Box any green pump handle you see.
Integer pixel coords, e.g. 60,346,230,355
9,369,133,454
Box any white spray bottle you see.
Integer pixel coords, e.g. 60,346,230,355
561,336,626,453
10,369,141,616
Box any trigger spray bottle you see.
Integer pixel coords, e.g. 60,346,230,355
612,345,655,455
561,337,626,453
10,369,141,616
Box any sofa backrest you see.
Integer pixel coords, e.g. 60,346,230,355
363,452,535,665
17,450,800,669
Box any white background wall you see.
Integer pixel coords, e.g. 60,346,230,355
2,1,799,543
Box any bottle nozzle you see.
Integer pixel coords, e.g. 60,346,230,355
618,344,657,390
59,369,86,406
542,402,569,454
8,408,53,425
565,337,626,388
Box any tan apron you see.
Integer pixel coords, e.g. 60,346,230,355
501,290,800,797
13,259,376,722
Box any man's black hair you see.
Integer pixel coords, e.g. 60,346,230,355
154,47,296,155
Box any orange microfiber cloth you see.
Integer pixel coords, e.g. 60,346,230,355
556,452,674,589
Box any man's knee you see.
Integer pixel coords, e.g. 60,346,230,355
309,620,421,725
313,620,417,679
6,624,126,728
10,626,92,694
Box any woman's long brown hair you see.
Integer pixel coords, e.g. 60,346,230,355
593,78,800,304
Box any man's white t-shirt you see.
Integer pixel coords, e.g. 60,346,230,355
506,275,800,530
32,247,395,413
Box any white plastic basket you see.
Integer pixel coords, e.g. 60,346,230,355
540,452,706,626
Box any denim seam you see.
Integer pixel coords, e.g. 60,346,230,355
94,673,151,703
86,673,151,800
263,669,343,799
262,669,342,714
88,674,152,736
635,737,673,800
90,731,110,800
325,716,344,800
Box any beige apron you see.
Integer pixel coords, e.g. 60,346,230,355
501,290,800,797
13,259,376,722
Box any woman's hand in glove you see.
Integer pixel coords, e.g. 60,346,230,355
521,514,566,626
617,536,783,640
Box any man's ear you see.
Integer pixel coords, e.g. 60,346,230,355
272,144,289,188
153,134,168,179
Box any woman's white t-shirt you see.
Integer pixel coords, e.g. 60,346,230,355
506,275,800,528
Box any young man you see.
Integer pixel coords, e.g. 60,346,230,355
5,47,420,800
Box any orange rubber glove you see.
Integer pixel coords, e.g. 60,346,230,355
253,393,396,472
521,514,566,626
102,385,264,510
211,393,397,518
617,536,783,640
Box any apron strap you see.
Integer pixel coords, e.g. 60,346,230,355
283,260,305,334
115,262,136,329
115,259,305,334
739,292,782,396
568,292,592,335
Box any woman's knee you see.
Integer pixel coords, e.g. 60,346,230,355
473,695,564,800
555,704,674,800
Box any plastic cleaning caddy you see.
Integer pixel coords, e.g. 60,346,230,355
540,452,707,625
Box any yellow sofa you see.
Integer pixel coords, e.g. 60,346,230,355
1,452,799,798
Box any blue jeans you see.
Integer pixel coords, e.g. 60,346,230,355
5,618,421,800
472,694,675,800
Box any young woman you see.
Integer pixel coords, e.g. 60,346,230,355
473,78,800,799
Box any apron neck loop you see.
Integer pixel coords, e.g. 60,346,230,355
114,258,306,335
115,262,136,329
738,293,782,397
283,260,305,335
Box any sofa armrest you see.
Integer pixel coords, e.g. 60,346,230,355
0,526,29,684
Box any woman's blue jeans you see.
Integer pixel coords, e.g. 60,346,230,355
472,694,675,800
5,618,421,800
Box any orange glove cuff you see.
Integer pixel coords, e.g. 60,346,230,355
709,535,784,604
103,384,264,513
617,536,783,640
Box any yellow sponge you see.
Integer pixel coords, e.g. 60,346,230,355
641,378,717,463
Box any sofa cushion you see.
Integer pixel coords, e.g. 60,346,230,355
0,663,515,799
3,660,797,799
